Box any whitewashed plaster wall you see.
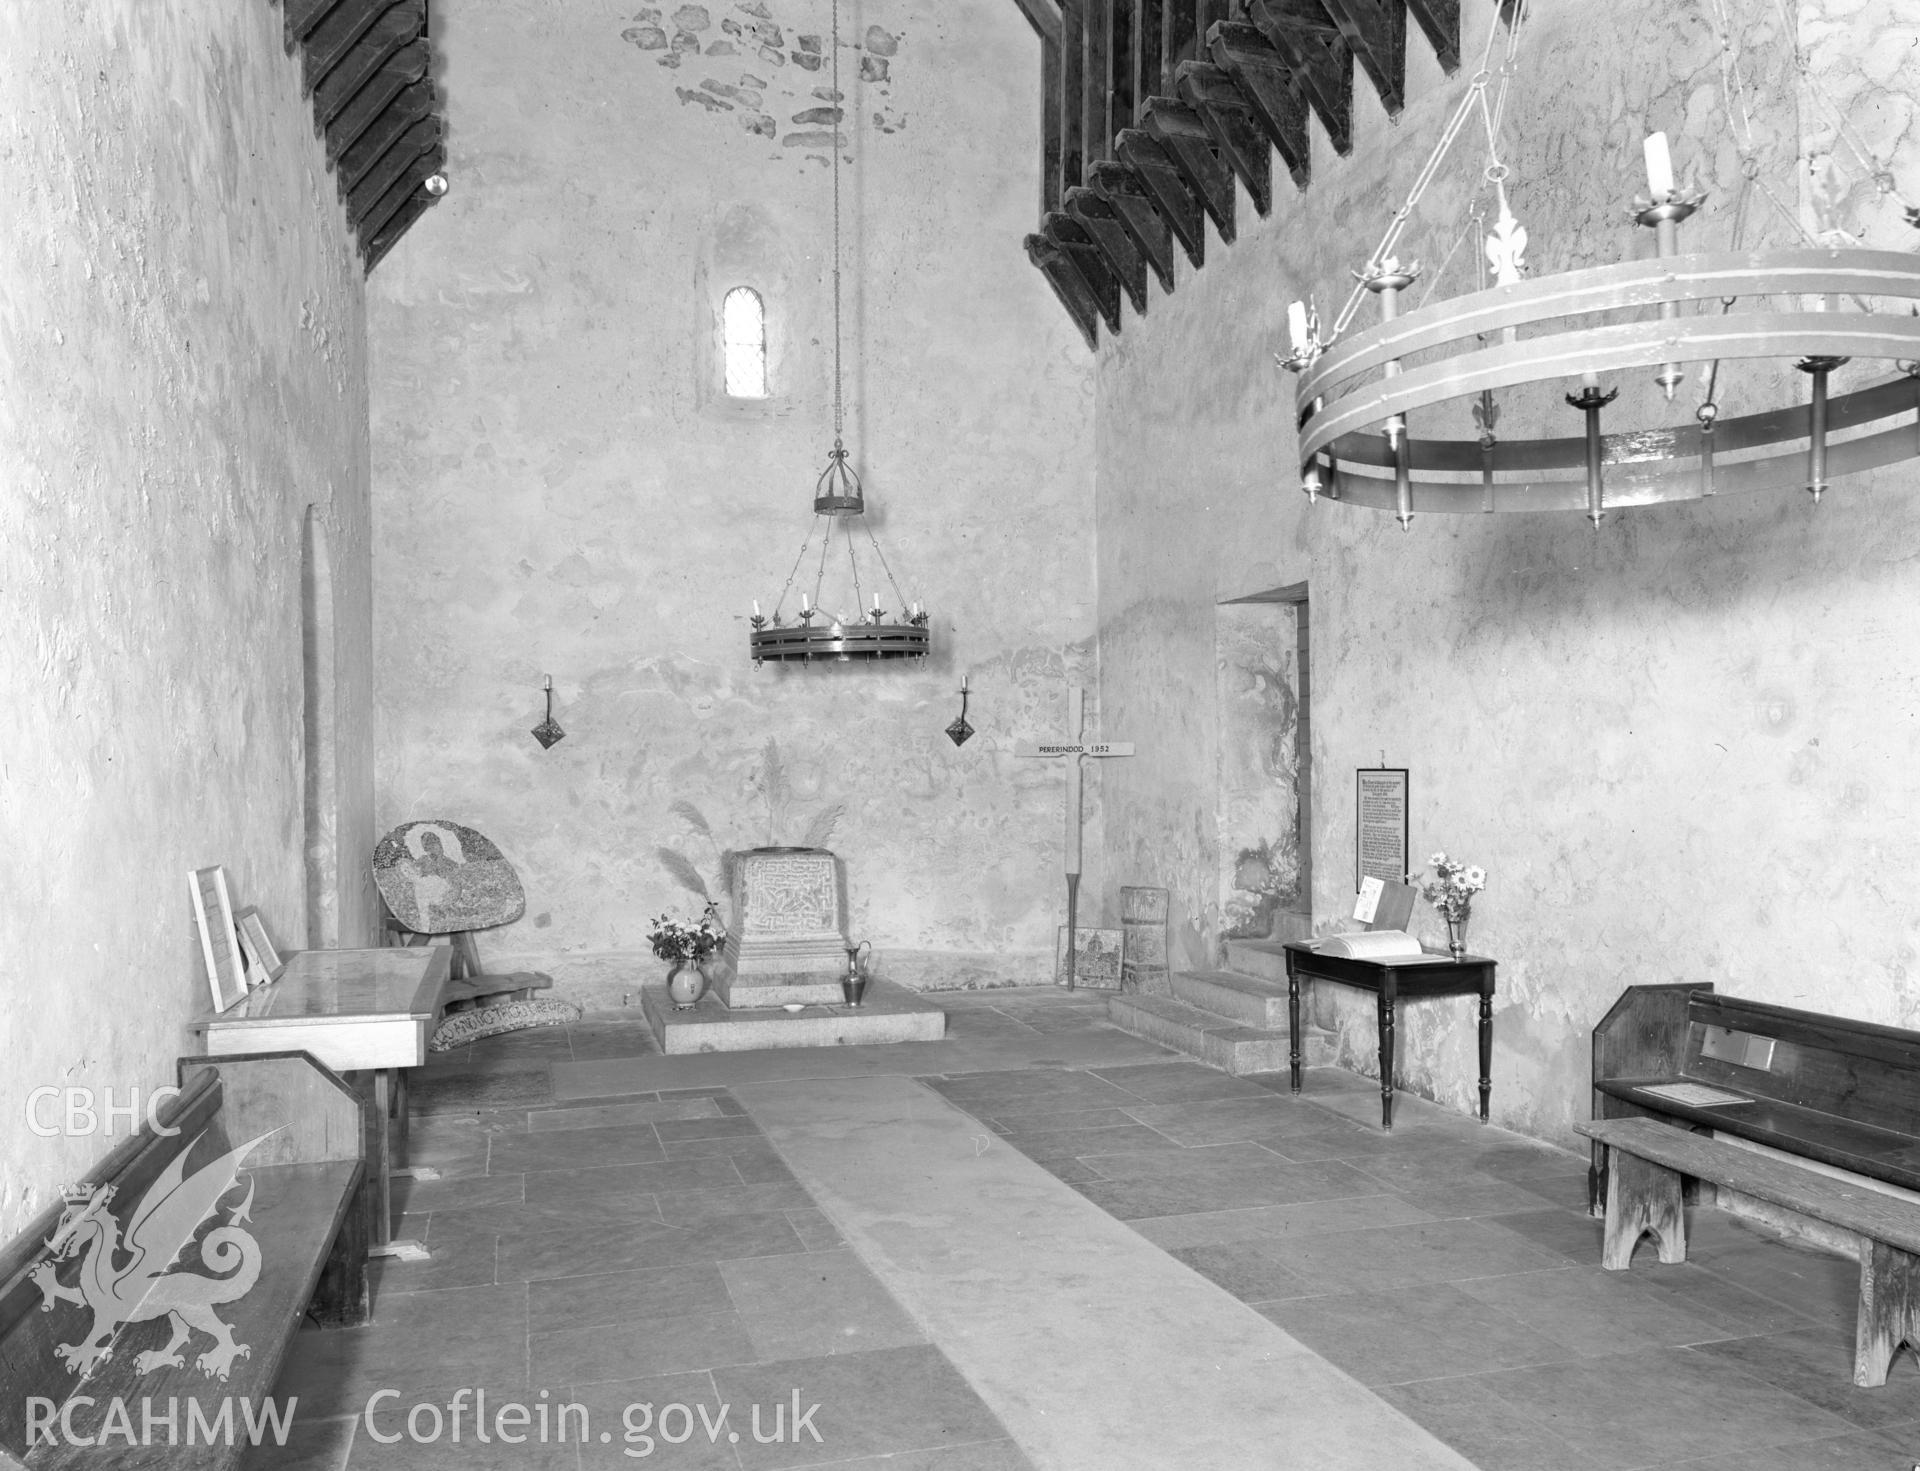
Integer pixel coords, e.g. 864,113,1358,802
368,0,1096,998
0,0,374,1238
1095,0,1920,1146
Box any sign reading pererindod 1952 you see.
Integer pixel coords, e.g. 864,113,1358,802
1355,768,1409,892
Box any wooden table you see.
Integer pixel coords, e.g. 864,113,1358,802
1282,942,1497,1130
190,946,450,1252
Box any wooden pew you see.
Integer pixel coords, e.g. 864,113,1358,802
1589,984,1920,1211
1579,1116,1920,1386
0,1054,368,1467
1586,985,1920,1384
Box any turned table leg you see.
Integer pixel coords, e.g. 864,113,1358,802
1478,985,1494,1123
1288,961,1302,1094
1378,980,1397,1130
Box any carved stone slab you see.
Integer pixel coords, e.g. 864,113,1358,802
717,847,849,1008
374,820,526,934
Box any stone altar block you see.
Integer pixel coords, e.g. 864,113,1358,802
715,847,848,1008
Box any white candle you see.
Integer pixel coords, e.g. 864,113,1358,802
872,593,881,611
1643,132,1674,201
752,599,761,617
1288,300,1309,353
1581,370,1599,389
801,592,810,613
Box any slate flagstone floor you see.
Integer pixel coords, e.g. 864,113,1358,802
252,987,1920,1470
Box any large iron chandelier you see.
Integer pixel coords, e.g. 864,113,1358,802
750,0,928,664
1282,2,1920,529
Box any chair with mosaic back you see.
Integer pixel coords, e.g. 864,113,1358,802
372,819,570,1049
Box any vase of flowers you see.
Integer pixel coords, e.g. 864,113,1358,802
1408,851,1487,959
649,907,724,1010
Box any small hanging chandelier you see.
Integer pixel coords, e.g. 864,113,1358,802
1282,2,1920,529
750,0,928,665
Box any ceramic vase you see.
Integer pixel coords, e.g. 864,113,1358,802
1445,912,1470,960
666,960,708,1010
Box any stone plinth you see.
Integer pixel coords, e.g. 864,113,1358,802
643,978,946,1054
716,847,848,1009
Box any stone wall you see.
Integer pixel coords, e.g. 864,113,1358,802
1095,0,1920,1146
368,0,1097,1001
0,0,371,1238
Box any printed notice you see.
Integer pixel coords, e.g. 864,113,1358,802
1355,768,1409,891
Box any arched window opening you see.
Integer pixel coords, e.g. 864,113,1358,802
723,286,768,399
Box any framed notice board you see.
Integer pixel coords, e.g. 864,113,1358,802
1355,768,1409,891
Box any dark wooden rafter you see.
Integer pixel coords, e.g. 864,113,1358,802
1084,0,1111,164
337,75,434,187
1244,0,1354,153
1013,0,1066,211
1025,231,1103,348
284,0,447,274
1107,2,1136,141
1164,3,1200,89
1066,187,1152,314
1087,161,1177,293
1317,0,1406,117
1114,129,1205,268
1176,60,1274,215
1134,1,1163,122
1060,1,1086,195
1012,0,1459,341
1205,23,1309,190
1141,96,1236,242
1406,0,1460,72
1041,33,1064,212
1042,212,1124,333
328,49,430,164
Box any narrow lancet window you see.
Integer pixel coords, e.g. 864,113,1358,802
723,287,768,399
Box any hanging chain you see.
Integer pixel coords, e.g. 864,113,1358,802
830,0,845,443
1325,0,1530,342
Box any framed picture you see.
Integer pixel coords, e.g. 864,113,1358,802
233,906,284,988
1054,926,1124,990
1355,767,1410,892
189,866,249,1013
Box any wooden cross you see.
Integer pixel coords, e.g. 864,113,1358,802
1015,686,1135,989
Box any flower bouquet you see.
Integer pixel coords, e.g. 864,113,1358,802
1408,852,1486,957
647,908,724,965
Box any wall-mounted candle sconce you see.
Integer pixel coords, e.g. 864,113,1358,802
946,675,974,747
532,675,566,749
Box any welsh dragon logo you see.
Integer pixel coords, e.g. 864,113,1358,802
31,1129,274,1381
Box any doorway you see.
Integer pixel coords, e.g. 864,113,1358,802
1215,583,1311,941
302,505,341,949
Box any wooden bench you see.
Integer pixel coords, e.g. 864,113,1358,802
1589,983,1920,1213
0,1053,371,1468
1578,1116,1920,1386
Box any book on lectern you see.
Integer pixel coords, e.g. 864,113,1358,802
1310,930,1451,964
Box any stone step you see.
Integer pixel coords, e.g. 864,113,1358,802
1224,938,1295,986
642,977,945,1054
1172,968,1290,1029
1106,991,1334,1077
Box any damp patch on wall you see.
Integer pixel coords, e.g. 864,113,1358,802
621,2,906,150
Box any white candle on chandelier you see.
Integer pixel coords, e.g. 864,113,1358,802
1643,132,1674,201
1287,300,1310,354
1581,371,1600,390
752,599,761,617
872,593,881,612
801,592,811,613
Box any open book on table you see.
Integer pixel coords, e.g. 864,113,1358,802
1310,929,1452,964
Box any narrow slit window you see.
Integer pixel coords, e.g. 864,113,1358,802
723,286,768,399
